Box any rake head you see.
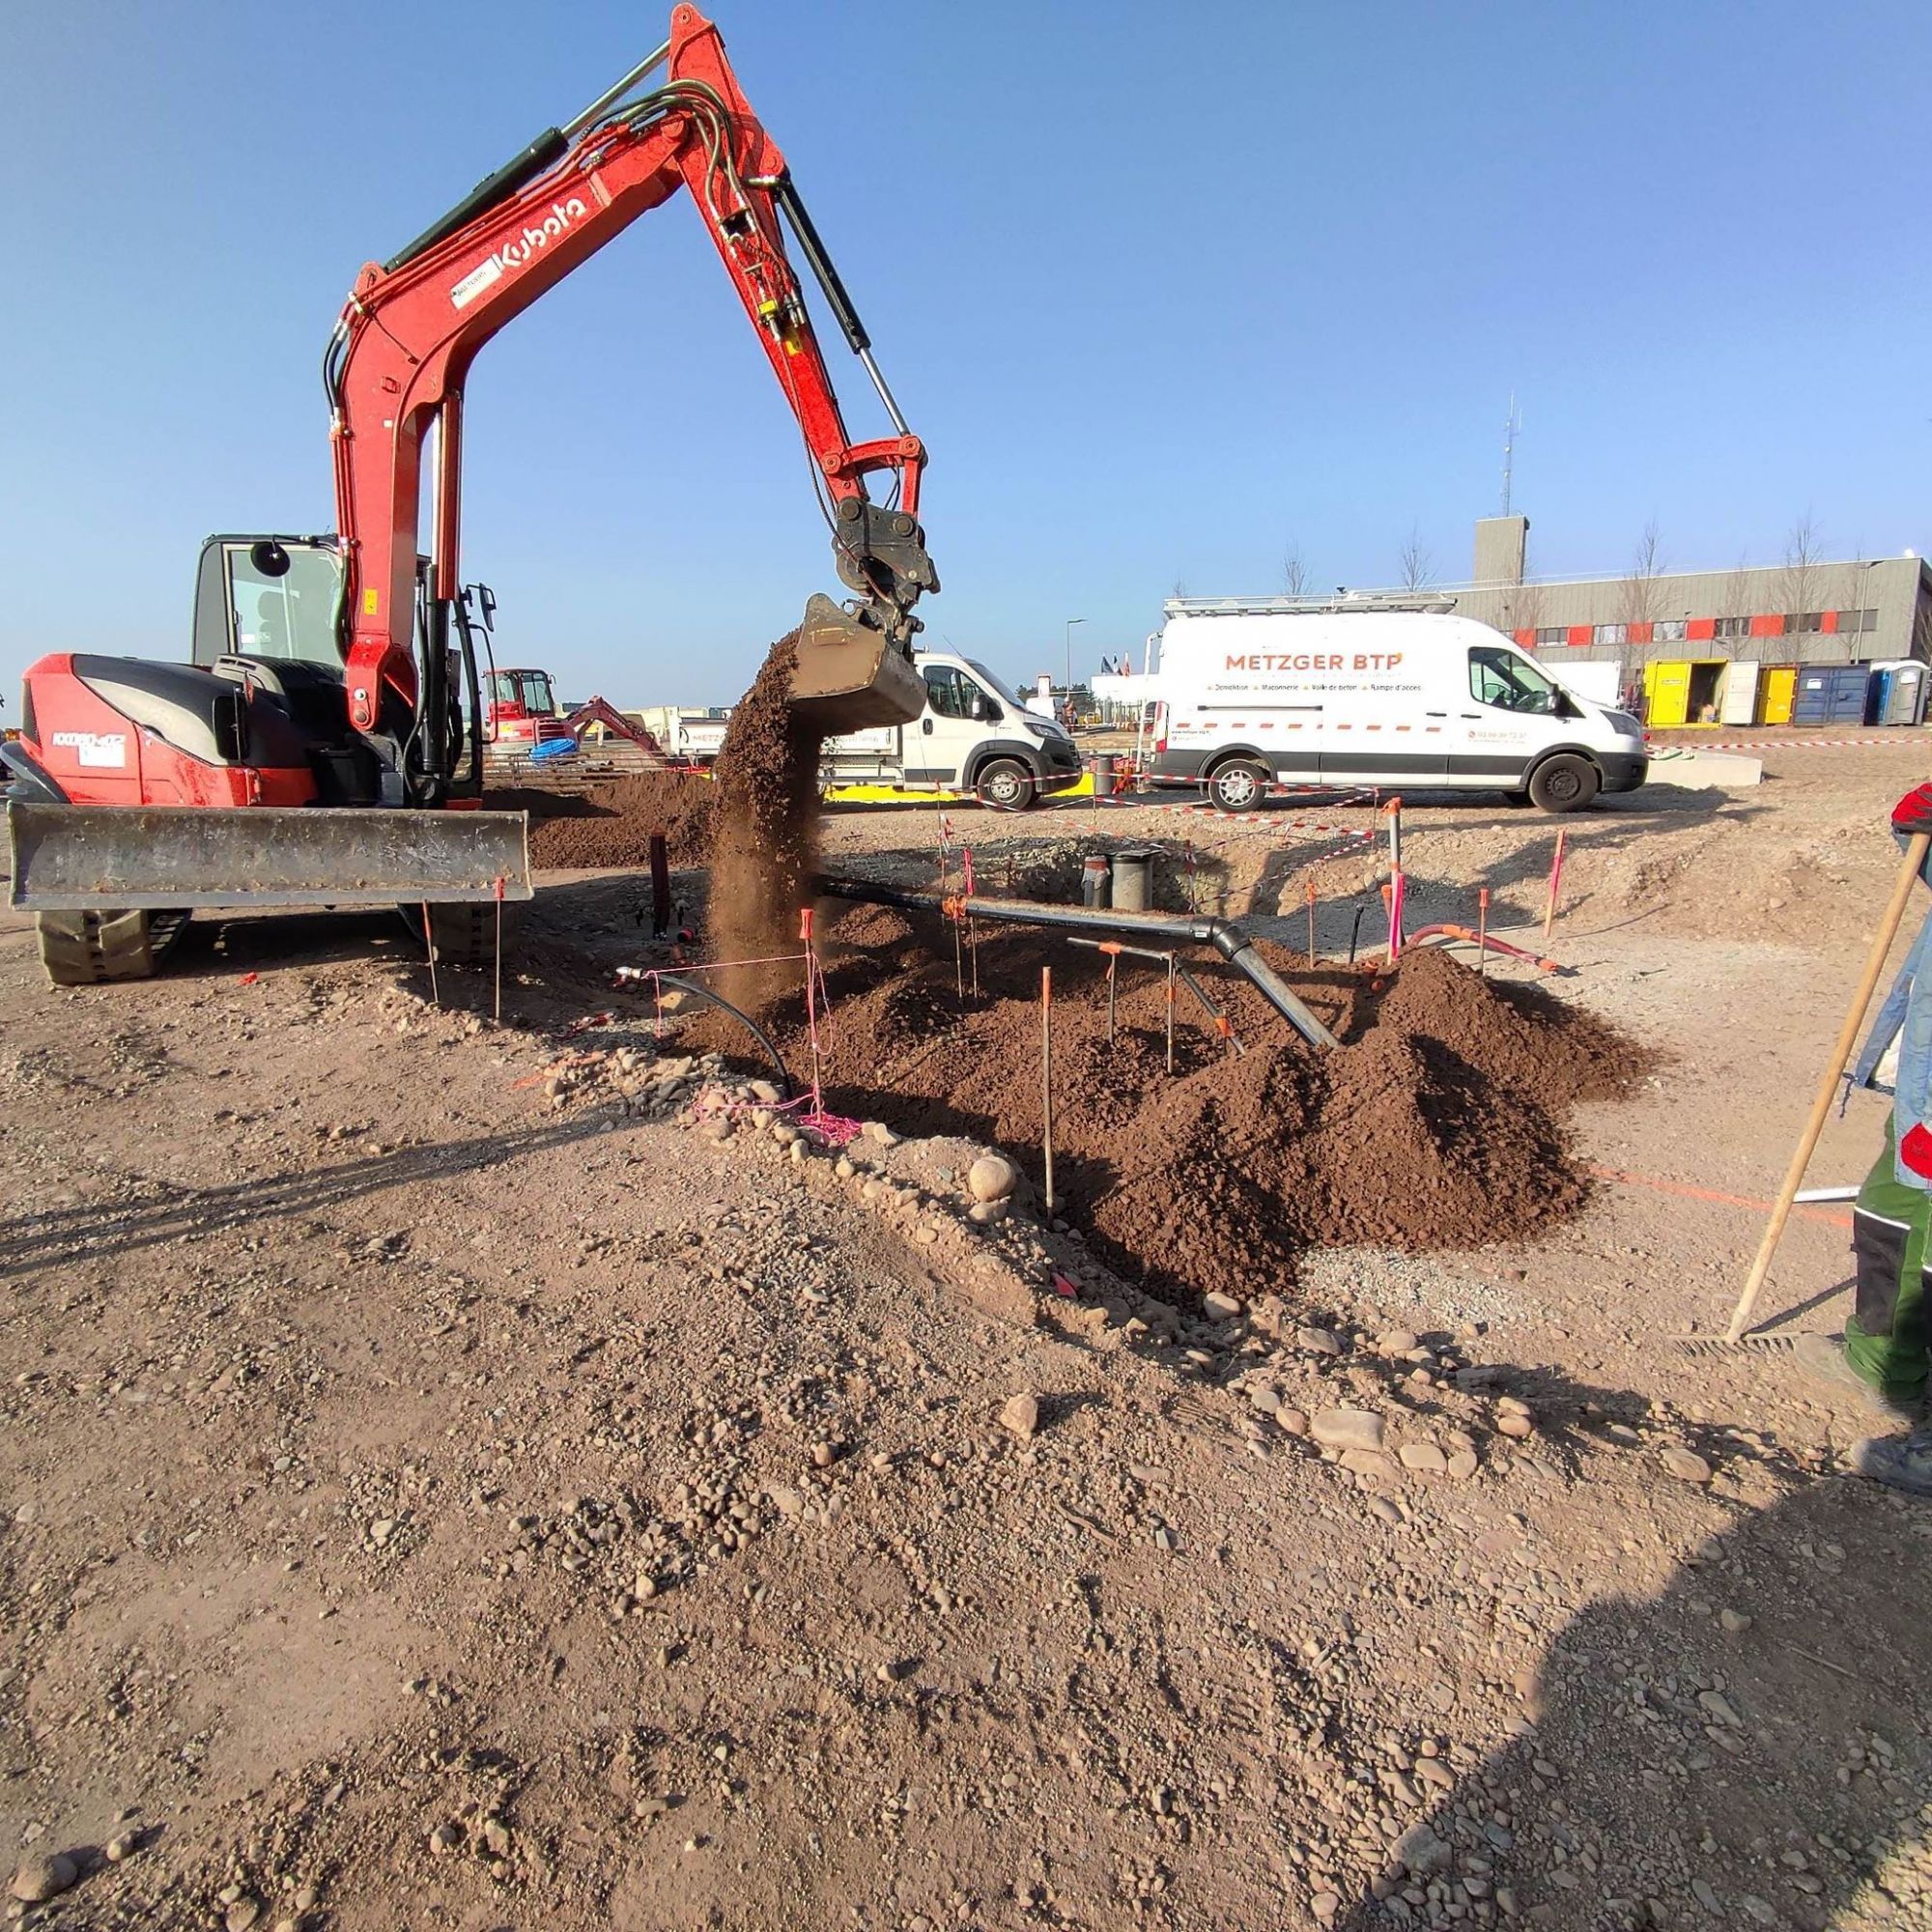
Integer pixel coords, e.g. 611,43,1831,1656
1669,1332,1799,1359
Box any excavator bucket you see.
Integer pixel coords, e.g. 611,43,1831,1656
786,593,926,735
6,803,533,911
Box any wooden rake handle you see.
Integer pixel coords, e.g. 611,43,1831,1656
1726,829,1932,1342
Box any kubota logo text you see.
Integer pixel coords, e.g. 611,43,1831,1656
449,198,589,310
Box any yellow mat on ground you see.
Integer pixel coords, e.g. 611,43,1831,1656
823,773,1100,804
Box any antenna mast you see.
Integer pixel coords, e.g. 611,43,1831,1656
1501,394,1520,517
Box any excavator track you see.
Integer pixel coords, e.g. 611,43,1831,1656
35,908,189,987
419,900,506,968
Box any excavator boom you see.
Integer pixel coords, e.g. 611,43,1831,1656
327,3,936,741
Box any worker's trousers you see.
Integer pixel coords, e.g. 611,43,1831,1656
1847,1123,1932,1405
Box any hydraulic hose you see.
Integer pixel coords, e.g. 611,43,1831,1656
814,875,1340,1050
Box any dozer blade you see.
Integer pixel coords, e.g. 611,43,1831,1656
786,592,925,735
6,803,532,912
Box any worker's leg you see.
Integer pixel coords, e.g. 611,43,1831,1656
1843,1123,1932,1408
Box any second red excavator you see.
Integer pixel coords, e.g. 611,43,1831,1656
4,5,936,983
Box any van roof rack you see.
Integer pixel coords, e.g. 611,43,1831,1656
1164,592,1458,618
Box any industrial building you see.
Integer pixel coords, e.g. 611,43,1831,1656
1439,517,1932,725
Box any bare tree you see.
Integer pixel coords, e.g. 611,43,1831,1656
1721,553,1753,623
1280,540,1310,600
1776,511,1827,629
1397,524,1435,593
1501,575,1545,639
1839,545,1872,641
1617,518,1667,628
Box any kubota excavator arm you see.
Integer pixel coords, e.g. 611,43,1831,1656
322,3,937,742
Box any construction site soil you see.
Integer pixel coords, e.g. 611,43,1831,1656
484,774,715,870
691,908,1644,1303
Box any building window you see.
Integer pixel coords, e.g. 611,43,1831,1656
1594,622,1627,646
1829,608,1878,634
1794,611,1826,633
1715,615,1751,639
1655,619,1687,643
1534,626,1566,647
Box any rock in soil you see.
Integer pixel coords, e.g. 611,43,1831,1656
12,1854,78,1904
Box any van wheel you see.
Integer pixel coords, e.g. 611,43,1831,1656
1527,755,1600,813
1206,758,1271,812
976,758,1036,811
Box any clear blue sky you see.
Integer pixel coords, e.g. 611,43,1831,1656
2,1,1925,709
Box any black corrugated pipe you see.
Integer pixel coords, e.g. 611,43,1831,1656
814,875,1341,1051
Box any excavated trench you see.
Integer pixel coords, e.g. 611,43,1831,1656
685,900,1646,1305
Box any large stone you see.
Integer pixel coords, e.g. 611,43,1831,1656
12,1856,78,1905
1662,1445,1713,1486
1311,1408,1384,1453
1394,1823,1452,1877
967,1154,1019,1203
1399,1442,1449,1475
999,1392,1039,1441
1201,1291,1243,1321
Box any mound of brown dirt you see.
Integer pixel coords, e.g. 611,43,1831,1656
725,908,1642,1302
706,632,820,1009
487,775,714,869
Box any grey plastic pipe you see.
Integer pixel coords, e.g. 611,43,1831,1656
814,875,1340,1050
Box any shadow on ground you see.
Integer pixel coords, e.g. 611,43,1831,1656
1336,1477,1932,1930
0,1114,641,1279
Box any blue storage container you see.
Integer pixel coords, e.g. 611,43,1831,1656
1794,665,1872,726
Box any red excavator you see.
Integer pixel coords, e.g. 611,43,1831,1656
4,5,935,984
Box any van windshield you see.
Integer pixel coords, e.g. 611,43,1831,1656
1469,646,1559,715
966,661,1026,708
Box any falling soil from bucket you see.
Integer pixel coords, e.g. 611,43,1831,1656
705,631,821,1010
705,909,1646,1304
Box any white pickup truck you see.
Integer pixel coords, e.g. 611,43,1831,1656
821,651,1083,809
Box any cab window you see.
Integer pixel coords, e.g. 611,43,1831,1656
228,544,342,668
923,665,980,721
488,672,554,713
1469,646,1558,715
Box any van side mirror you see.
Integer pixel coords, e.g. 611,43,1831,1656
976,695,1002,723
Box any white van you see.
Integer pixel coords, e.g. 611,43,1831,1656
632,704,732,765
821,650,1083,809
1141,598,1647,812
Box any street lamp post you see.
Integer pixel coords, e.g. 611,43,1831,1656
1064,616,1086,699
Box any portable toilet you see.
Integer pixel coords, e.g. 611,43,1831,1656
1866,659,1928,727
